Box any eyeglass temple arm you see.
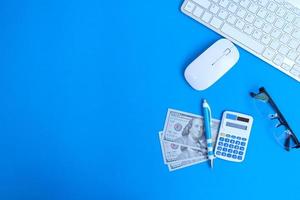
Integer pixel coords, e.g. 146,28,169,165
251,87,300,147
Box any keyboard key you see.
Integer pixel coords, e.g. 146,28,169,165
240,0,250,8
231,135,236,139
216,151,221,155
273,54,284,66
228,149,233,153
294,18,300,28
262,24,272,34
241,142,246,146
271,29,282,38
232,155,237,159
292,30,300,39
270,40,280,50
228,3,238,13
218,142,223,146
217,146,222,150
221,23,265,53
276,7,286,17
257,8,268,18
236,19,245,30
290,68,300,78
258,0,268,7
280,63,292,71
219,137,225,141
237,8,247,18
266,14,276,23
279,35,290,44
261,35,271,45
238,156,243,160
227,14,237,24
235,145,239,149
219,0,230,8
278,45,289,55
263,48,276,60
240,146,245,151
210,4,220,14
222,152,226,156
230,139,235,144
288,39,300,49
210,17,223,28
248,3,259,13
224,143,229,147
239,151,244,155
229,144,234,148
237,137,241,140
225,138,230,142
202,12,213,23
235,141,240,145
245,14,255,23
285,12,295,22
267,2,278,12
242,138,247,141
184,1,196,12
287,50,299,60
227,153,232,158
233,150,238,154
274,19,285,29
283,24,294,34
226,134,230,137
218,9,229,19
193,7,204,17
254,19,264,28
193,0,211,9
252,30,262,39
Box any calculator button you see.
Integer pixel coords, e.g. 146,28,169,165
239,151,244,155
228,149,233,153
235,141,240,145
218,142,223,146
238,156,243,160
217,146,222,150
240,146,245,151
230,140,235,144
237,136,241,140
232,155,237,159
216,151,221,155
222,152,226,156
223,148,228,152
241,142,246,146
224,143,229,147
231,135,236,139
220,133,225,136
226,134,231,137
234,145,239,149
242,137,247,141
227,154,232,158
225,138,230,142
229,144,234,148
233,150,238,154
219,137,225,141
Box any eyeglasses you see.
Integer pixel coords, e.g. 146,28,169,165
250,87,300,151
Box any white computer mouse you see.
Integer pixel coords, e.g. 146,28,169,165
184,38,239,91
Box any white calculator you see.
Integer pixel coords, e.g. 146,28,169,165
215,111,253,162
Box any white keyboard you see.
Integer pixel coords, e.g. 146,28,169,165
181,0,300,82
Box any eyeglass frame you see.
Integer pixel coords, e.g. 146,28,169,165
250,87,300,151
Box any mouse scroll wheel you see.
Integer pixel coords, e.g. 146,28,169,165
224,48,231,55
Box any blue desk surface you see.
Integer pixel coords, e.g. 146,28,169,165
1,0,300,199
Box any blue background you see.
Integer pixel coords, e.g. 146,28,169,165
1,0,300,199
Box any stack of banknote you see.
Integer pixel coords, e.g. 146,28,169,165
159,109,220,171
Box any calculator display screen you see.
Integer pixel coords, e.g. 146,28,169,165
226,122,247,130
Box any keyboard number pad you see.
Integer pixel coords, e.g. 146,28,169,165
215,134,247,161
